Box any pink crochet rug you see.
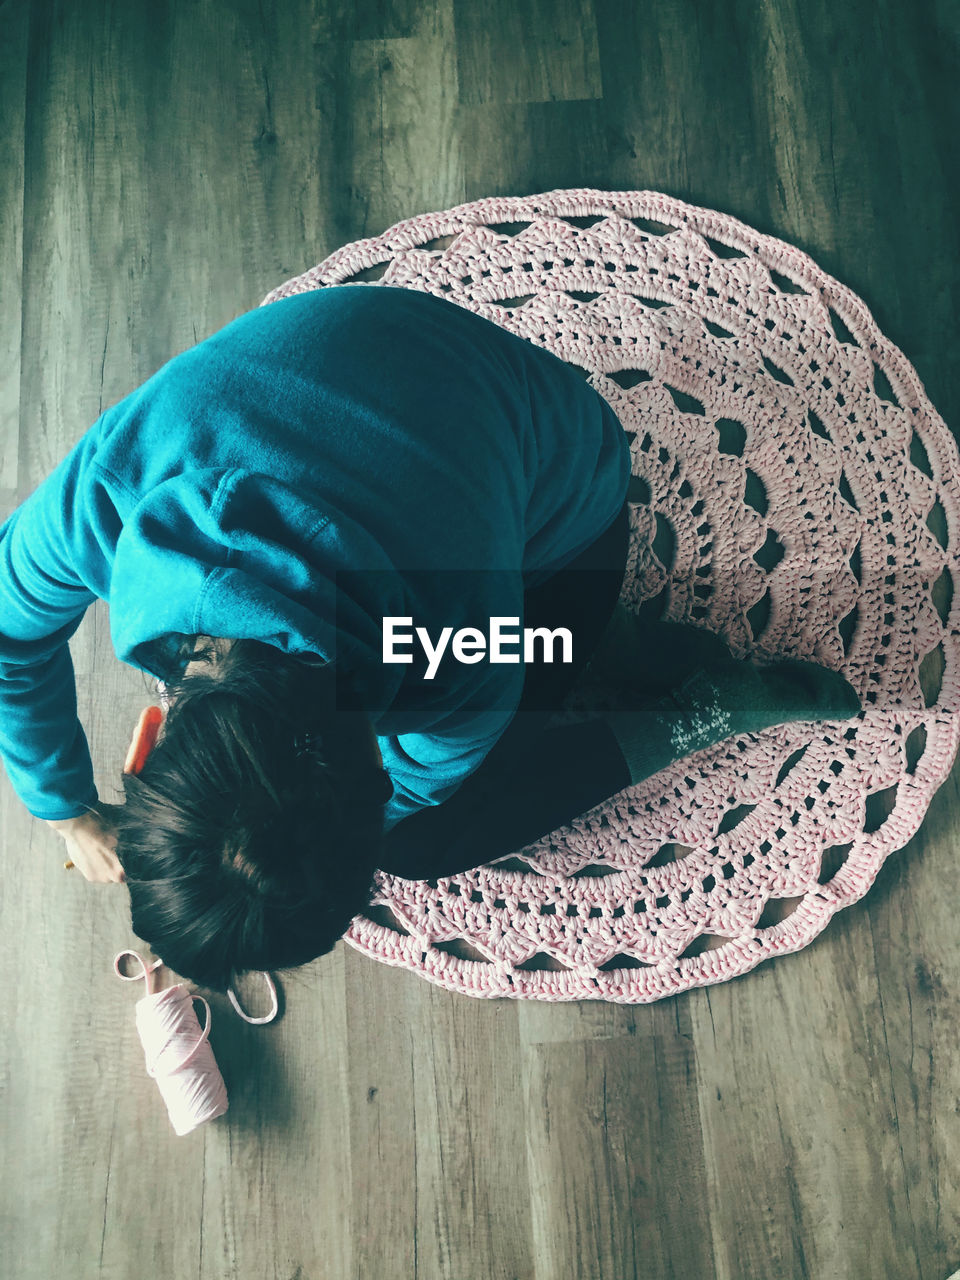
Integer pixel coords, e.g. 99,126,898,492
262,188,960,1003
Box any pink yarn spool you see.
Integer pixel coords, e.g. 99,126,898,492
114,950,278,1136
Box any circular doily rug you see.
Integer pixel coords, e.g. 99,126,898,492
262,188,960,1003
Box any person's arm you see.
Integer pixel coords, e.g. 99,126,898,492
377,714,631,880
376,694,523,836
0,426,116,822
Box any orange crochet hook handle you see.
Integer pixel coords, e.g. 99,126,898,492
124,704,164,775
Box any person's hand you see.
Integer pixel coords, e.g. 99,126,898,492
46,801,125,884
44,698,162,885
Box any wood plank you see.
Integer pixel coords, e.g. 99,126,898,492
459,99,611,203
522,1013,715,1279
454,0,602,106
344,951,536,1279
316,28,463,250
314,0,421,41
0,0,27,502
691,936,921,1279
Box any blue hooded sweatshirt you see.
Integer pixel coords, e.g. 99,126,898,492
0,284,629,830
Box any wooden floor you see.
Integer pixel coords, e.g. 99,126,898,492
2,2,959,1277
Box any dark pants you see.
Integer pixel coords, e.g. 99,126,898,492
378,499,632,879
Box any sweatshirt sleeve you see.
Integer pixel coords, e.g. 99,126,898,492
0,428,121,819
377,712,512,834
377,716,632,880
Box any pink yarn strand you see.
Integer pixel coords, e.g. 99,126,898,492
227,971,279,1024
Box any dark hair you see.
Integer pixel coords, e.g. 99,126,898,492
113,636,392,993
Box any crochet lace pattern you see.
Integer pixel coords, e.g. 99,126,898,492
262,188,960,1003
